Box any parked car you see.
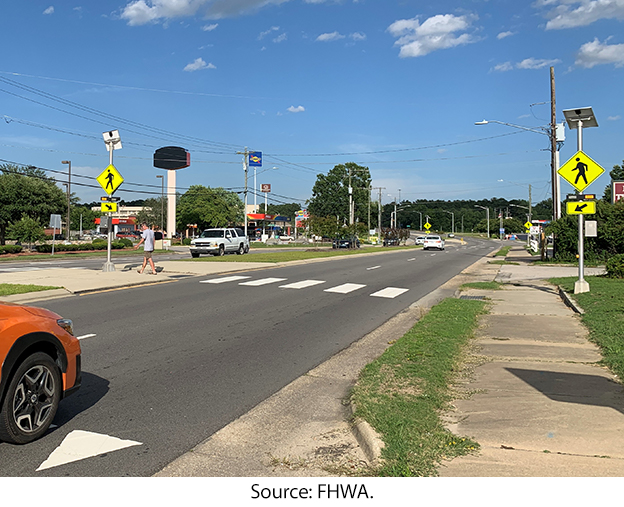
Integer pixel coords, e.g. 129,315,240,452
415,236,427,245
189,228,250,257
277,235,295,242
447,233,455,238
423,235,445,251
0,302,81,444
332,236,360,249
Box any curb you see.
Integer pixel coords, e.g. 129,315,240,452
350,404,385,465
557,285,585,314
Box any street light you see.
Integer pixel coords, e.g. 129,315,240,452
61,160,71,240
156,175,164,233
474,205,490,238
442,210,455,234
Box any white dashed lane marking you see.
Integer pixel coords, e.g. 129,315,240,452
367,265,381,270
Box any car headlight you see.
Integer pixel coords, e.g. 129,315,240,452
57,319,74,336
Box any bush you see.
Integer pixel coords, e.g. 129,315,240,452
117,238,133,248
0,245,23,255
606,254,624,279
182,238,192,246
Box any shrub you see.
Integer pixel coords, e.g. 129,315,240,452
0,245,23,255
117,238,133,248
182,238,192,246
606,254,624,279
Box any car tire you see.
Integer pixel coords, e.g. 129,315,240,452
0,352,61,445
218,245,225,256
244,245,249,254
237,244,244,255
191,252,200,258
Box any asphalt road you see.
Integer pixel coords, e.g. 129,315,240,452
0,238,496,476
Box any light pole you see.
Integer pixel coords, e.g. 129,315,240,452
62,160,71,240
156,175,164,233
442,210,455,234
474,205,490,238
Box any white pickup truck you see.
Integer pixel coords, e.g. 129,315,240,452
189,228,250,257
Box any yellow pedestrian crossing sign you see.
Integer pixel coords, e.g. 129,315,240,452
558,150,604,192
101,202,118,213
524,221,532,230
424,222,431,230
97,164,124,195
566,200,596,215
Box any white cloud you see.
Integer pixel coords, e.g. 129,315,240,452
273,32,287,43
497,31,514,39
492,61,514,72
287,105,305,113
43,6,54,15
120,0,291,25
516,57,561,69
350,32,366,41
537,0,624,30
576,38,624,67
201,23,218,31
183,57,216,71
387,13,479,58
607,115,622,120
258,26,279,40
316,31,345,42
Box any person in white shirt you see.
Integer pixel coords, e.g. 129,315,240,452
134,223,157,274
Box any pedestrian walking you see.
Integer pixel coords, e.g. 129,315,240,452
134,223,157,274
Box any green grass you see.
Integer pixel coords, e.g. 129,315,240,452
0,283,61,296
351,298,486,476
460,281,503,291
494,246,512,257
183,246,413,263
550,276,624,379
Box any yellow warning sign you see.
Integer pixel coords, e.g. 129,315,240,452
96,164,124,195
524,221,532,230
424,222,431,230
101,202,118,213
566,200,596,215
558,151,604,192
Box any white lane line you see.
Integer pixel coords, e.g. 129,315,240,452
200,275,251,284
407,258,416,262
76,333,96,341
240,277,287,286
324,283,366,294
367,265,381,271
370,287,409,299
279,280,325,289
37,430,142,471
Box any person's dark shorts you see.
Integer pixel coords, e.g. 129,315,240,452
144,250,153,259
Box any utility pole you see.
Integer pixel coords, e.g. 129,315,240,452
348,166,354,226
62,160,71,240
550,67,558,222
236,147,250,237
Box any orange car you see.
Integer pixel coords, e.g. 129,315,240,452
0,302,81,444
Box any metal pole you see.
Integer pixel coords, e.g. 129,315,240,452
487,208,490,238
575,119,589,293
103,144,115,272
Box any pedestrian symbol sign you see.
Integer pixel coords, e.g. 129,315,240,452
97,164,124,195
566,200,596,215
524,221,532,230
101,202,118,213
424,222,431,230
558,151,604,192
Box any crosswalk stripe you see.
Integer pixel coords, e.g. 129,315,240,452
279,280,325,289
200,275,251,284
370,287,409,299
324,283,366,294
240,277,287,286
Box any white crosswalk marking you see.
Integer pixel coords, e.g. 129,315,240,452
367,265,381,270
279,280,325,289
200,275,251,284
370,287,409,299
240,277,287,286
324,283,366,294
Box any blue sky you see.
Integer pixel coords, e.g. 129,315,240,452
1,0,623,210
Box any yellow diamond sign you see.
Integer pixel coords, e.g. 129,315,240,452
97,164,124,195
524,221,532,230
566,200,596,215
424,222,431,230
558,150,604,192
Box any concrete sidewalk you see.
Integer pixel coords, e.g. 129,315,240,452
439,246,624,477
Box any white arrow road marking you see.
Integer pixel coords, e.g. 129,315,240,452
76,333,96,341
370,287,409,299
36,430,142,471
279,280,325,289
201,275,251,284
324,283,366,294
239,277,287,286
366,265,381,270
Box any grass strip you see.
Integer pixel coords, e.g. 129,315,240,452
351,298,486,476
0,283,61,296
460,281,503,291
494,246,512,257
550,276,624,379
183,246,413,263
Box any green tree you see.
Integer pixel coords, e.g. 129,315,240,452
603,160,624,202
0,164,65,245
70,205,101,232
135,197,167,229
6,214,46,250
307,163,371,223
177,185,244,230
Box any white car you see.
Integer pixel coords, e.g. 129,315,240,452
415,236,427,245
423,235,445,251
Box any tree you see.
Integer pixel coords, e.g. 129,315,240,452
135,197,167,229
6,214,46,250
603,160,624,202
176,185,244,231
0,164,65,245
307,163,371,223
259,202,302,221
70,205,101,232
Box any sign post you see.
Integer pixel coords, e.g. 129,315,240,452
49,214,62,255
100,130,123,272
